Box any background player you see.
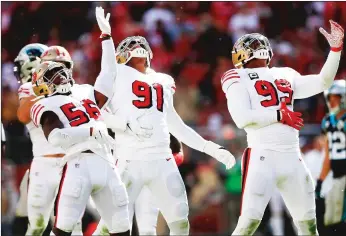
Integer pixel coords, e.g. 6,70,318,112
30,61,130,236
316,80,346,233
93,7,235,235
222,20,344,235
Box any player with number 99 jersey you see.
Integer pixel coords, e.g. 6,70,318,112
223,26,343,236
222,66,301,152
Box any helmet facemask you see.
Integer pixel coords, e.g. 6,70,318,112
116,36,153,68
34,63,73,97
232,33,273,68
40,46,74,84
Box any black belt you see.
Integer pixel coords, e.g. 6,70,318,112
82,150,93,154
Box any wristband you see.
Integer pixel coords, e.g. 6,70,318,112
100,33,111,41
331,45,343,52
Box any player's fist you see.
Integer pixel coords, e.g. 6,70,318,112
95,6,111,36
279,101,304,131
319,20,344,52
203,141,236,169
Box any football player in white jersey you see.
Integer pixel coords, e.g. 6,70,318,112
221,20,344,235
92,7,235,235
14,43,85,236
316,80,346,232
16,44,147,235
30,61,131,236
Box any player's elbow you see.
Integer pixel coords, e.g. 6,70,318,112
47,129,64,148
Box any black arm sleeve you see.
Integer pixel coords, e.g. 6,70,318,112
169,133,182,154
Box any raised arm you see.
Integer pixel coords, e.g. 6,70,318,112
167,99,235,169
293,20,344,99
94,7,117,109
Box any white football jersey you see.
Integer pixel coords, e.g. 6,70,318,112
222,67,301,152
18,82,64,157
95,64,175,160
30,86,112,162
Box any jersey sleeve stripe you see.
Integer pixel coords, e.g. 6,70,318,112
31,104,41,117
221,70,239,83
221,76,240,85
34,105,44,126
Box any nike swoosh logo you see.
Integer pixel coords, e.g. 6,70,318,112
166,158,171,161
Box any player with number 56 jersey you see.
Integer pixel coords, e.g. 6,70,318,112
223,21,344,236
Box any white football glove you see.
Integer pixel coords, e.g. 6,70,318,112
90,122,115,147
320,20,344,51
203,141,236,169
126,115,153,141
95,6,111,35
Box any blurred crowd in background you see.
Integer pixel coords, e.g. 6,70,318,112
1,2,345,235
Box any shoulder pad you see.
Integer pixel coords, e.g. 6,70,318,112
18,82,34,100
221,69,241,93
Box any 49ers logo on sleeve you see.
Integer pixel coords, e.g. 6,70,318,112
60,99,100,127
221,69,240,86
132,80,164,112
254,79,293,107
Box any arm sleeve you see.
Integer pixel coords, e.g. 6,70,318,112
226,82,278,129
167,101,207,152
293,51,341,99
94,39,118,99
47,127,91,149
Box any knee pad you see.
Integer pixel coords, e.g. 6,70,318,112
110,205,130,233
166,172,185,198
168,218,189,235
27,213,48,235
232,216,261,236
296,219,318,236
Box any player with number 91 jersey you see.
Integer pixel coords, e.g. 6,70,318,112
97,63,175,160
222,67,301,152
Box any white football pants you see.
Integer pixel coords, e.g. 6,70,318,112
25,157,83,236
232,148,318,236
54,153,130,234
